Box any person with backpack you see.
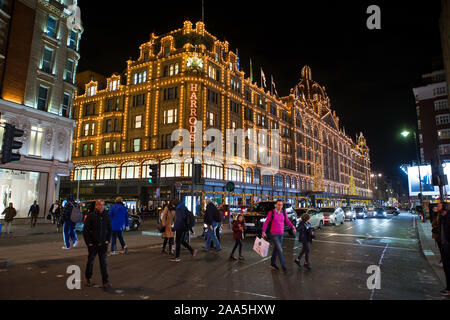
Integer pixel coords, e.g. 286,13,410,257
229,213,246,261
161,201,175,254
171,200,197,262
432,203,444,267
28,200,40,228
109,197,129,255
436,202,450,296
203,198,222,253
2,202,16,235
262,200,296,273
61,194,81,250
295,213,314,270
83,199,112,290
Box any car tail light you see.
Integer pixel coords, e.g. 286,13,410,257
225,211,229,217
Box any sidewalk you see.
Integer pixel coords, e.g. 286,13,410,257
416,216,446,286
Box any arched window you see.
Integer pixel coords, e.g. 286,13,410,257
203,160,223,180
74,165,94,181
262,174,273,186
275,174,284,187
291,177,297,189
183,158,193,177
313,126,319,139
142,160,157,178
97,163,118,180
254,168,261,185
286,176,291,188
121,162,139,179
226,165,243,182
160,159,182,178
245,168,252,184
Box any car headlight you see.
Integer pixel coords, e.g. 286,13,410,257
203,224,208,228
260,218,266,223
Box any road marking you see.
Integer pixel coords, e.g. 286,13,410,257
370,243,388,300
306,239,416,251
346,227,353,230
233,290,276,299
319,233,418,243
423,250,435,256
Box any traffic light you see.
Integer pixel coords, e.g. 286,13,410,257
1,124,24,164
149,164,159,184
194,164,202,184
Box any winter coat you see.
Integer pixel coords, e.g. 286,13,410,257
205,202,220,225
174,203,189,232
28,204,39,217
440,213,450,245
49,204,61,216
3,207,16,223
298,221,313,244
83,209,112,246
62,202,76,223
232,220,246,240
108,202,129,231
161,206,175,238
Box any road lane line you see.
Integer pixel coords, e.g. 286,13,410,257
296,239,416,251
370,243,389,300
233,290,277,299
318,233,418,243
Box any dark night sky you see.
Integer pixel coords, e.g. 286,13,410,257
77,0,442,187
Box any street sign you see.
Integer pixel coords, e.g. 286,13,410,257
174,182,182,190
225,181,235,192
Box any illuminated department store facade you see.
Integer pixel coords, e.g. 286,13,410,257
64,21,373,213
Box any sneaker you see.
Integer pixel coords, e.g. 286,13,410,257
85,278,91,287
304,264,312,270
110,251,117,255
282,267,288,274
161,249,168,254
62,246,70,250
214,249,222,254
73,241,79,248
294,259,301,268
202,247,209,252
124,247,129,255
440,289,450,296
170,258,181,262
192,249,197,257
229,256,237,261
102,283,112,291
239,256,245,261
271,264,280,271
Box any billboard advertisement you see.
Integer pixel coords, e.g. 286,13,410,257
407,164,450,197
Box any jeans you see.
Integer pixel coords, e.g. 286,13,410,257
205,221,221,250
30,215,38,227
51,213,58,224
5,221,12,234
442,243,450,290
162,237,174,251
231,239,242,256
271,234,286,270
85,244,109,284
297,241,310,265
63,221,78,248
175,231,194,258
111,230,126,252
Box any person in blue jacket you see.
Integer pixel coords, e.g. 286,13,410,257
108,197,129,255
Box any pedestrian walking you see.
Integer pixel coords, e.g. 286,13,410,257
161,201,175,254
229,214,246,261
436,203,450,296
295,213,314,270
28,200,39,228
83,199,112,290
262,200,296,273
171,200,197,262
109,197,129,255
49,201,61,225
432,203,444,267
61,195,79,249
2,203,16,235
203,198,222,252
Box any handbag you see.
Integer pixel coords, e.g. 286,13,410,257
253,237,270,258
46,214,52,221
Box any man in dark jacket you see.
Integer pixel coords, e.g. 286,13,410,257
61,195,79,249
171,200,197,262
109,197,129,255
439,204,450,296
2,202,16,235
203,199,221,252
28,200,39,228
83,199,112,290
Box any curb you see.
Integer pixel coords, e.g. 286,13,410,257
415,216,446,286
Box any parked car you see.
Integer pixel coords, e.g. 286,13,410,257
342,206,356,221
385,206,399,216
355,207,368,219
295,208,324,230
242,201,297,236
372,207,388,218
320,207,345,226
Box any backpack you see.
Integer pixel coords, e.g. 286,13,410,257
213,208,222,223
69,202,83,223
186,209,196,229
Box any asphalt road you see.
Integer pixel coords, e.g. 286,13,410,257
0,211,445,300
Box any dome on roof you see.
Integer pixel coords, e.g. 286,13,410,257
296,65,328,102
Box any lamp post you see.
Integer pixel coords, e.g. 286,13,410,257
401,130,424,220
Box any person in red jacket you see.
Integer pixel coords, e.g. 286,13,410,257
229,214,247,261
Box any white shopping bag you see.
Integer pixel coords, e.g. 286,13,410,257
253,237,270,258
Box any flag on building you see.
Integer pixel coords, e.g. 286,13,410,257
271,75,279,97
236,48,240,71
261,68,267,88
250,59,254,83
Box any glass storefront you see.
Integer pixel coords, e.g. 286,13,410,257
0,169,46,219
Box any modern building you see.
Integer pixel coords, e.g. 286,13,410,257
441,0,450,94
0,0,83,219
64,21,372,213
413,69,450,164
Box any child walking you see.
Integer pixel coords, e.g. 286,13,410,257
229,214,246,261
295,213,314,270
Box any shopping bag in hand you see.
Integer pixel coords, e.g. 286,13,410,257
253,237,270,258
